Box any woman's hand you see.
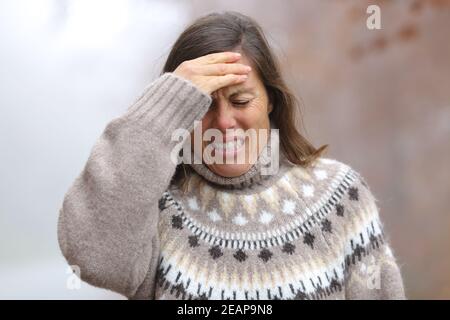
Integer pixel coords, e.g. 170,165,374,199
173,51,251,95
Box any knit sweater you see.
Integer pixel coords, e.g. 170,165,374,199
57,72,406,300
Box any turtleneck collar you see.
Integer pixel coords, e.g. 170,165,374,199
188,124,293,190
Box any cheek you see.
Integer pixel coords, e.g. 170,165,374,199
190,116,208,145
200,111,214,129
239,101,271,129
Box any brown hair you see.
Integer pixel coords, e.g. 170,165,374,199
161,11,328,189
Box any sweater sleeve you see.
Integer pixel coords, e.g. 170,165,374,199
343,173,406,300
57,72,212,298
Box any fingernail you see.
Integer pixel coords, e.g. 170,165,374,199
234,52,241,57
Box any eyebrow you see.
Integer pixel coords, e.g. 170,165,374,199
211,88,257,102
228,87,256,97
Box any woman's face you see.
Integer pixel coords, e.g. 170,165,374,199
190,54,273,177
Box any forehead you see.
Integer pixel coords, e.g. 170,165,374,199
217,56,262,96
215,80,258,98
222,84,257,96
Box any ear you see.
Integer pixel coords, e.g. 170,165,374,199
268,102,273,114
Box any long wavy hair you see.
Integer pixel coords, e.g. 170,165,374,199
161,11,328,190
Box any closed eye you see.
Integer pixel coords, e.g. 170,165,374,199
232,100,250,107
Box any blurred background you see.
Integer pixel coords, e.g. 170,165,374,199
0,0,449,299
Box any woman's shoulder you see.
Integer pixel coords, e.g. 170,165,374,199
308,156,355,177
306,156,380,218
307,156,371,187
286,155,378,212
287,156,360,189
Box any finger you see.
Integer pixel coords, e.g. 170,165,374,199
197,63,251,76
209,74,248,93
193,51,241,65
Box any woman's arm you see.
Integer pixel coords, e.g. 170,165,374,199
343,173,406,299
57,72,212,298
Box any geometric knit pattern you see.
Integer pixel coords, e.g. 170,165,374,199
154,157,403,300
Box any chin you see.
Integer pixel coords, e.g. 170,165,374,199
207,163,253,178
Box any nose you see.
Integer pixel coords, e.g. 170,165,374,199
210,95,237,132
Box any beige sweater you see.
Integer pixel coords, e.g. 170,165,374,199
57,72,406,300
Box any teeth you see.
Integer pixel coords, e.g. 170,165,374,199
211,138,244,152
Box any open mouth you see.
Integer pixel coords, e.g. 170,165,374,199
208,136,246,158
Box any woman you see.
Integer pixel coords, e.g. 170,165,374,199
57,11,405,300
